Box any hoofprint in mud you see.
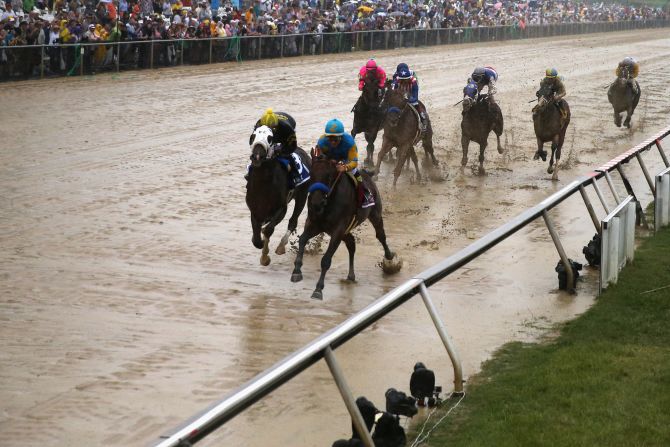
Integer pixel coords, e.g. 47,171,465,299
0,29,669,447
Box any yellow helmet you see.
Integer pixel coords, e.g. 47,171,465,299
260,108,279,128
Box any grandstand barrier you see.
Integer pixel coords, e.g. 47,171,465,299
1,19,669,82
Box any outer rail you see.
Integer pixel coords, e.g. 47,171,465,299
155,125,670,447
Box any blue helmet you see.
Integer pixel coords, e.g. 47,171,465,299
545,68,558,78
396,63,411,79
324,119,344,136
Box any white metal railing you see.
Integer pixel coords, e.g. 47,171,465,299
655,167,670,232
154,126,670,447
600,195,636,291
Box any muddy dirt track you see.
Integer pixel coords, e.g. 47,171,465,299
1,29,669,447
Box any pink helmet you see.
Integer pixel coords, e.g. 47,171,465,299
365,59,377,71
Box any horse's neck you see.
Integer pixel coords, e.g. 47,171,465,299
250,160,282,185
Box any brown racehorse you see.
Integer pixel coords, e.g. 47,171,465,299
246,126,311,266
532,85,571,181
460,94,504,175
291,153,399,300
375,88,438,187
351,71,386,166
607,66,641,129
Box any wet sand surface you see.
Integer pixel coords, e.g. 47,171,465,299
1,29,669,447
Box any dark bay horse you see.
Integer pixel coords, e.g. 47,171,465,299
607,66,641,129
532,88,571,181
375,88,439,188
461,94,504,175
246,126,311,266
291,155,399,300
351,72,386,166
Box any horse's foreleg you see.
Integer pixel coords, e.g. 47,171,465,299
496,133,504,154
277,188,308,255
251,216,263,249
312,235,343,300
478,141,488,176
365,131,376,166
461,134,470,168
533,137,546,161
261,206,288,265
614,110,622,127
422,127,438,166
624,106,633,128
393,147,410,189
343,233,356,282
375,138,393,177
291,220,319,283
409,147,421,183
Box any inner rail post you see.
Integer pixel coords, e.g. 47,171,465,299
604,171,622,204
592,177,611,214
635,152,656,194
616,164,649,229
656,139,670,167
542,210,575,294
579,185,601,233
418,283,464,395
323,347,374,447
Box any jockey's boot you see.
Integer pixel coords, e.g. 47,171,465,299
356,175,375,208
419,112,428,133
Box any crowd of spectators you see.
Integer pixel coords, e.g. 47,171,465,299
1,0,667,46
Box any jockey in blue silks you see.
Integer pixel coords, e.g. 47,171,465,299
314,119,375,208
391,62,428,133
468,66,498,104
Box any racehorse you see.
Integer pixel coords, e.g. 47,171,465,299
246,126,311,266
532,85,571,181
291,153,400,300
460,94,504,175
607,65,641,129
351,71,386,166
375,88,439,188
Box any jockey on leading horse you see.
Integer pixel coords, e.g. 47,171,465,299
315,119,375,208
616,56,640,94
467,66,498,104
358,58,386,98
247,108,306,187
536,68,568,122
391,63,428,133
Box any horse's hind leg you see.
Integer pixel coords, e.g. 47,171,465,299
343,233,356,282
494,115,505,154
374,138,393,177
393,147,410,188
312,234,343,300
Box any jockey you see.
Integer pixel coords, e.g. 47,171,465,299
248,108,303,186
315,119,374,208
616,56,640,94
391,62,428,133
469,66,498,103
536,68,568,119
358,58,386,98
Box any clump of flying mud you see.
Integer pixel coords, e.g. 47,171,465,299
558,125,580,170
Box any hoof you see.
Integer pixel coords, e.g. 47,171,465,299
497,146,504,154
382,254,402,274
260,255,271,266
275,244,286,255
311,289,323,300
347,274,356,282
478,166,486,176
291,272,303,283
460,157,467,167
540,151,547,162
547,165,554,174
